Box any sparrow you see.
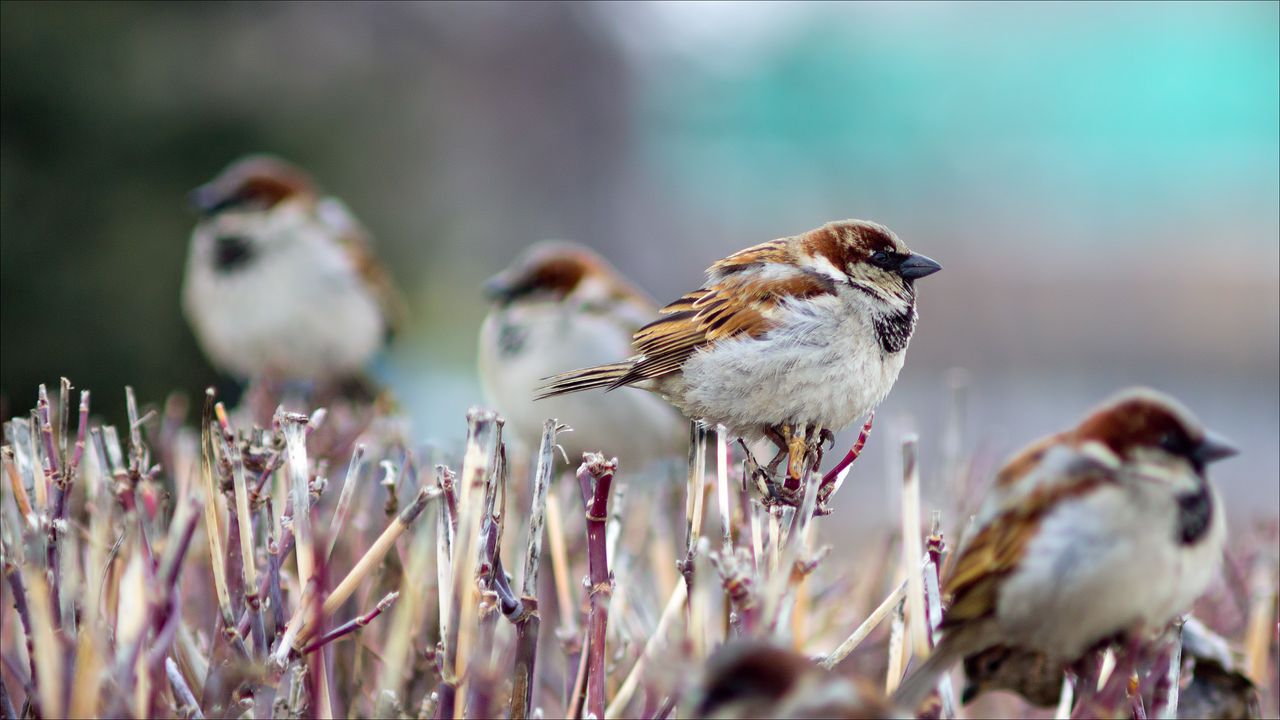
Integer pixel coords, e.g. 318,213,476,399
537,220,940,477
692,641,899,719
182,155,401,383
478,241,686,471
893,388,1237,710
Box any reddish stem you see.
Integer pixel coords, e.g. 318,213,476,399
297,591,398,656
578,454,616,720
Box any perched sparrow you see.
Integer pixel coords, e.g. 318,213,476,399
692,641,899,719
479,241,686,470
538,220,940,472
182,155,401,382
894,388,1237,709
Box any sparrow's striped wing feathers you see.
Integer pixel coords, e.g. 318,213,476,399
537,239,835,398
317,197,406,339
943,450,1115,627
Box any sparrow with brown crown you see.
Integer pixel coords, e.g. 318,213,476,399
479,241,686,473
538,219,941,492
182,155,402,402
893,388,1236,710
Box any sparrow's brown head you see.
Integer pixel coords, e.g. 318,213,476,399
1073,387,1237,473
483,240,651,308
795,219,941,309
189,155,316,216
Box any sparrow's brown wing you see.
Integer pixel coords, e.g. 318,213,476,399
609,241,835,388
317,198,406,340
536,239,834,398
943,458,1114,628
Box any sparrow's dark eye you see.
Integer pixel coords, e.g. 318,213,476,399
1158,431,1187,455
870,251,895,268
213,235,254,273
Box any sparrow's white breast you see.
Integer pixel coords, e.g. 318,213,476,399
182,202,384,380
674,290,906,439
479,302,685,472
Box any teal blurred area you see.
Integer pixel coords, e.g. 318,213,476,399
2,2,1276,519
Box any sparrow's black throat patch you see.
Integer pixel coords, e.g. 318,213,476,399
873,304,917,354
213,235,254,273
1176,482,1213,545
497,320,528,358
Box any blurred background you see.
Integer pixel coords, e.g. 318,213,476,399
2,1,1277,525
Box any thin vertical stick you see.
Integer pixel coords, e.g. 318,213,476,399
714,426,731,553
681,422,708,609
1054,676,1075,720
215,403,262,655
198,391,233,627
901,436,929,658
36,385,65,623
885,597,907,693
510,420,559,719
325,443,367,563
445,410,500,720
926,525,957,712
280,411,315,593
579,454,616,720
1244,555,1275,686
1151,623,1183,720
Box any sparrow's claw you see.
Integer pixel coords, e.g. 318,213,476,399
820,428,836,450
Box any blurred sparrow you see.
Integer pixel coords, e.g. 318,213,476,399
538,220,940,480
182,155,401,383
894,388,1236,709
693,641,898,719
479,241,685,470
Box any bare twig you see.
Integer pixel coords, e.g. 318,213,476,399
510,419,559,720
819,578,908,669
325,443,367,563
681,422,708,611
165,657,204,719
604,583,687,719
578,453,617,720
901,435,929,659
299,591,399,656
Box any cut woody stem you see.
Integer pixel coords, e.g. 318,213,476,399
36,385,66,623
681,422,708,613
296,591,399,656
577,452,617,720
508,419,559,720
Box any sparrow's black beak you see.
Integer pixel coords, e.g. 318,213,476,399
898,253,942,280
1193,431,1238,465
188,183,227,215
483,270,522,303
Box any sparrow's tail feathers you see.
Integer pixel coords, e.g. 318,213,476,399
535,361,633,400
891,636,969,712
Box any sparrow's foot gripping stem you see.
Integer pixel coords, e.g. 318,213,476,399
815,413,874,516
